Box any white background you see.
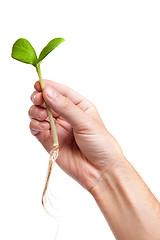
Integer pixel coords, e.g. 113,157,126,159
1,0,160,239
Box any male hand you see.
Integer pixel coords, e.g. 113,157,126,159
29,80,124,191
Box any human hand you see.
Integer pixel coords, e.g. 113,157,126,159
29,80,124,191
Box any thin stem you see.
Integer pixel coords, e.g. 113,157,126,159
36,63,59,148
36,63,59,213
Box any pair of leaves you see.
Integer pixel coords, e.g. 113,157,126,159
11,38,65,67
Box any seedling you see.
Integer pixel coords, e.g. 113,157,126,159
11,37,65,211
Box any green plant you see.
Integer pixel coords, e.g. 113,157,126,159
11,37,65,210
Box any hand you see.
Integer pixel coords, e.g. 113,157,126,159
29,80,124,191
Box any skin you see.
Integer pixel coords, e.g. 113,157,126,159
29,80,160,239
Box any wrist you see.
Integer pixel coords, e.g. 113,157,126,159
89,157,160,240
89,155,130,198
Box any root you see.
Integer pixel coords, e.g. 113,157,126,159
42,146,59,213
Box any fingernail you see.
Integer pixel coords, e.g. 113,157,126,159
45,87,57,100
31,92,38,103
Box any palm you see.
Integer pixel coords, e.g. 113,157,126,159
37,115,94,188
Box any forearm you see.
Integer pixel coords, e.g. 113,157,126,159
90,157,160,240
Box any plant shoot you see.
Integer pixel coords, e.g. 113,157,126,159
11,37,65,212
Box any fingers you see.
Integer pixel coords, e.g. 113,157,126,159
29,119,50,135
43,86,89,128
28,106,50,136
30,80,103,131
30,91,60,119
31,91,44,106
34,80,93,112
28,105,48,121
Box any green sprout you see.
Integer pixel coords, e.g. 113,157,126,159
11,37,65,210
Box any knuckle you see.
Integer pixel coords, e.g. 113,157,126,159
28,107,33,118
63,97,71,111
91,104,97,113
29,120,33,130
28,106,47,121
38,109,46,120
31,130,39,136
29,119,36,130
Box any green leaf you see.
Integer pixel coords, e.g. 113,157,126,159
11,38,37,67
37,38,65,63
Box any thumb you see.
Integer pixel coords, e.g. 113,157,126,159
43,86,88,128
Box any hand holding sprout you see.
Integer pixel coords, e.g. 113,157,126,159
12,38,160,239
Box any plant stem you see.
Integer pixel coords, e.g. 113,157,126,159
36,63,59,149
